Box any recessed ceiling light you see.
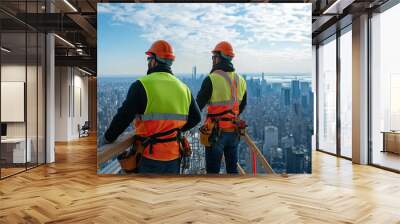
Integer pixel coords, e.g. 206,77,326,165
1,47,11,53
78,67,93,76
54,34,75,48
63,0,78,12
322,0,354,15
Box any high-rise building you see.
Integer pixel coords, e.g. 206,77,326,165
281,87,291,106
263,126,279,158
192,66,197,80
281,134,295,149
291,80,301,103
300,81,311,94
286,147,305,173
301,95,308,109
271,82,283,93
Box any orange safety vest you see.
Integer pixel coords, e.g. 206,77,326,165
205,70,246,129
133,72,191,161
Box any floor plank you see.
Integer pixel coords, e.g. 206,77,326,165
0,135,399,223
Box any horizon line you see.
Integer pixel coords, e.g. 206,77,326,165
98,73,312,77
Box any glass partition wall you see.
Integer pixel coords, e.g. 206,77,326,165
370,3,400,172
0,1,46,179
317,35,337,155
315,0,400,172
316,26,353,159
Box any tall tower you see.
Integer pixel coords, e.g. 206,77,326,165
291,79,300,103
263,126,279,161
192,66,197,80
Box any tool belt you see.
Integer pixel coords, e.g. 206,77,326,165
178,134,192,157
199,110,247,147
117,128,191,173
117,136,144,174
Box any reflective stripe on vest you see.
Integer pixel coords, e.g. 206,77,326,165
136,113,188,121
134,72,191,161
207,99,242,106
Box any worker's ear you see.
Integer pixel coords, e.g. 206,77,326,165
213,56,220,65
151,59,157,67
148,58,155,68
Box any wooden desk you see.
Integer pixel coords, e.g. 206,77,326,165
382,131,400,154
1,138,31,164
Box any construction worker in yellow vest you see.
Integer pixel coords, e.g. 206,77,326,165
103,40,201,174
196,41,247,174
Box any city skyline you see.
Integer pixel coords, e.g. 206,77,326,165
99,71,312,79
98,3,312,76
97,73,313,174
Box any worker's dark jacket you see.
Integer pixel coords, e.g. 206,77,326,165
104,64,201,143
196,60,247,113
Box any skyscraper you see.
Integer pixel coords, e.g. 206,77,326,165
192,66,197,80
300,81,311,94
281,87,291,106
286,148,305,173
263,126,279,160
291,80,301,103
281,134,295,149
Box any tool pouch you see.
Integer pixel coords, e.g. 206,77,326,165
233,118,247,136
199,122,214,147
117,138,144,174
179,135,192,157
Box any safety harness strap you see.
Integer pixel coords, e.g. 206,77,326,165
136,128,181,154
207,109,235,118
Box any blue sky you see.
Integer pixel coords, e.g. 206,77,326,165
98,3,311,76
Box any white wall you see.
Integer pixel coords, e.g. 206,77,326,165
1,63,46,164
55,66,69,141
54,67,89,141
72,73,89,138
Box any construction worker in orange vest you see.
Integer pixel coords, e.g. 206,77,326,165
103,40,201,174
196,41,247,174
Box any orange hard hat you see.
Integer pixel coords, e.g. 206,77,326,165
145,40,175,60
212,41,234,58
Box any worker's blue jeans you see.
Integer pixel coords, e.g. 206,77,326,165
205,132,240,174
138,157,181,174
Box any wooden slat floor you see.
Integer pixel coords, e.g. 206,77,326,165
1,167,26,178
1,135,400,224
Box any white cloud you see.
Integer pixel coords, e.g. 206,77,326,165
98,3,312,74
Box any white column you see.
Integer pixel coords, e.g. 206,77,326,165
46,32,55,163
352,14,369,164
